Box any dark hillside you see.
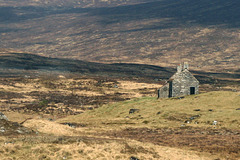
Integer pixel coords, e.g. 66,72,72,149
0,52,173,79
0,0,239,72
0,0,155,8
0,52,239,88
91,0,240,27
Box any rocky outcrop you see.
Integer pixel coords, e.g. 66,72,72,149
0,112,35,135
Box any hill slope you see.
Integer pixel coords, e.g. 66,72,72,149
0,51,174,79
57,91,240,159
0,0,153,7
58,91,240,129
0,0,239,72
0,51,239,84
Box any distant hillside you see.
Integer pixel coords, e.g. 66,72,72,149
0,51,174,79
0,51,239,87
0,0,154,7
0,0,239,72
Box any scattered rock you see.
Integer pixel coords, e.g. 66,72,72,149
58,75,66,79
212,121,218,125
0,112,8,121
130,156,139,160
129,109,139,114
48,118,54,121
178,96,184,99
62,123,76,128
185,120,190,124
236,108,240,110
0,119,35,135
208,109,213,112
16,129,24,134
60,122,86,128
156,111,161,115
0,127,5,133
194,109,201,111
185,115,201,123
190,115,200,120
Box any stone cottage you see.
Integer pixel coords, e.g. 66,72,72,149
158,62,199,98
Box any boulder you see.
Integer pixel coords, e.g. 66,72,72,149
130,156,139,160
0,112,8,121
129,109,140,114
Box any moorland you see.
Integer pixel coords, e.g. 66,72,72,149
0,0,240,72
0,50,239,159
0,0,239,159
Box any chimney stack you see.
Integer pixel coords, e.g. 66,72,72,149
177,64,182,72
183,62,189,70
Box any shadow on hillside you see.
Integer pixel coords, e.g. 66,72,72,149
0,52,173,79
0,0,240,28
88,0,240,28
0,52,239,86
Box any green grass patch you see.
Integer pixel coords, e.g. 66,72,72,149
58,91,240,129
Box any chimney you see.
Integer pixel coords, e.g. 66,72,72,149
183,62,189,70
177,64,182,72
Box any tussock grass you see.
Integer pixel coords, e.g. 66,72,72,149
23,119,79,136
0,136,214,160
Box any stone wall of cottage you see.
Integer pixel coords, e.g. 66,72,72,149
158,83,169,98
158,62,199,98
171,70,199,97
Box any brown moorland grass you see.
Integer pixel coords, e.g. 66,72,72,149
0,76,239,160
0,77,162,119
0,135,217,160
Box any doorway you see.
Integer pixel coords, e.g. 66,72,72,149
190,87,195,95
169,81,173,97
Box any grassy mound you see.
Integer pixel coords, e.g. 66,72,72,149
58,91,240,129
